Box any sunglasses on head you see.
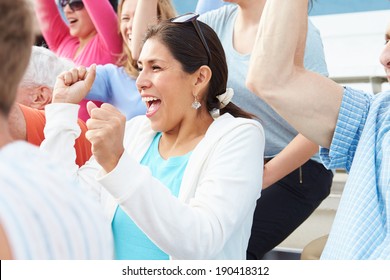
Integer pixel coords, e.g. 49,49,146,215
60,0,84,12
170,12,212,66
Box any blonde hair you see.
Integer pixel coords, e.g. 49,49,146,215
117,0,177,77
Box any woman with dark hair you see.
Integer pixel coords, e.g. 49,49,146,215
41,15,265,259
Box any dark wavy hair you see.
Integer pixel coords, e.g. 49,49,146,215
143,18,255,120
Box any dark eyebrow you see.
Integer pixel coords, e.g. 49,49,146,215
137,59,164,66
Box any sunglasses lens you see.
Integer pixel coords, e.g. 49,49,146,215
60,0,84,11
70,1,84,11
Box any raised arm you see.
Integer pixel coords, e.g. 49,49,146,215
41,66,94,171
40,65,103,200
84,0,122,55
34,0,70,51
246,0,343,148
130,0,159,61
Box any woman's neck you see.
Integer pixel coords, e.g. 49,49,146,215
236,1,266,26
75,30,97,59
233,1,266,54
159,113,213,159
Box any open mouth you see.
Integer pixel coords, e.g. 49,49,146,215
142,96,161,117
68,18,78,24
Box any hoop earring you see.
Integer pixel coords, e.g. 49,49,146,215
191,95,201,110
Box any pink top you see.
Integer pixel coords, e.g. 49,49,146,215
35,0,122,121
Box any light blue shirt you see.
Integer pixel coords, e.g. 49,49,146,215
112,133,191,259
86,64,146,120
199,4,328,161
320,87,390,259
195,0,225,14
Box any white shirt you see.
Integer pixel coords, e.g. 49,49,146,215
42,103,265,259
0,141,113,259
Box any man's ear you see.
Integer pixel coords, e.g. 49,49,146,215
30,86,52,110
193,65,212,97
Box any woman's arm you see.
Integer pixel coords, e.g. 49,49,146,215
41,66,101,198
98,122,264,259
130,0,159,61
34,0,70,52
83,0,122,55
85,65,112,103
263,134,319,189
246,0,343,148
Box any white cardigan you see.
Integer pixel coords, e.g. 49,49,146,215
42,103,265,260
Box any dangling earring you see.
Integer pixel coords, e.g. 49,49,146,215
192,95,201,110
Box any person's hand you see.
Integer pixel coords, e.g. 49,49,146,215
52,64,96,104
85,101,126,173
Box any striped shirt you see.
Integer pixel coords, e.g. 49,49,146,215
320,87,390,259
0,141,113,259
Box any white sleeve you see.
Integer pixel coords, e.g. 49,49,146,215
41,103,103,201
97,122,264,259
